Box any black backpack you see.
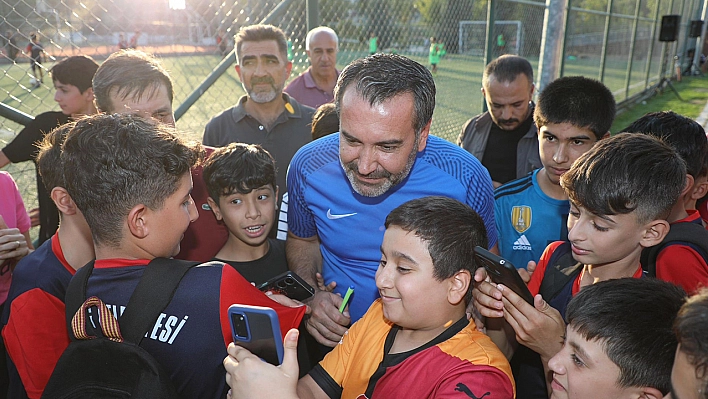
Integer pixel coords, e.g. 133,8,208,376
42,258,199,399
640,220,708,276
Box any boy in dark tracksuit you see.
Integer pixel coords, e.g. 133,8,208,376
57,114,305,398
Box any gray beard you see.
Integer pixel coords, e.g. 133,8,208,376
341,136,419,197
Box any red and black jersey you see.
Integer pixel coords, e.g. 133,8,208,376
309,300,514,399
2,235,75,399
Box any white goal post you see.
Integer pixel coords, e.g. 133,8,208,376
458,20,523,56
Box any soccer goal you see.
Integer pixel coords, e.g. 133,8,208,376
458,20,522,56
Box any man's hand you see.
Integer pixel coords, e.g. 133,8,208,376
315,272,336,292
224,328,301,399
498,284,565,361
306,290,350,347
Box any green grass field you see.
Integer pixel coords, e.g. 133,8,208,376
0,49,687,143
2,51,707,240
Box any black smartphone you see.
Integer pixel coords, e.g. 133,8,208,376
228,304,284,365
473,246,534,305
257,271,315,301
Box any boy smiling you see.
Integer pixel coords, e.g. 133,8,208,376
224,196,514,398
549,278,684,399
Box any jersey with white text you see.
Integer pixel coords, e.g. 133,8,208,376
84,259,305,399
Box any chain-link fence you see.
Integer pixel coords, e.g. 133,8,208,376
1,0,706,236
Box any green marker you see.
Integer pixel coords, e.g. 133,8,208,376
339,285,355,313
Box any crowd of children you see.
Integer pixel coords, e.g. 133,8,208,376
0,23,707,399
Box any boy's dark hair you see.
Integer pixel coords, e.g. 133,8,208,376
202,143,277,202
36,123,73,192
384,196,487,303
335,54,435,135
93,50,174,113
566,278,685,395
534,76,616,139
311,103,339,140
561,133,685,224
674,289,708,398
61,114,202,247
482,55,533,87
621,111,708,178
235,24,288,63
50,55,98,93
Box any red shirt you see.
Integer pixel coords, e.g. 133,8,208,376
655,210,708,294
175,146,229,262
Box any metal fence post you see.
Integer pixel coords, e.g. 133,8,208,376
538,0,568,92
692,0,708,72
599,0,615,82
307,0,318,32
559,0,573,77
483,0,497,113
644,0,663,89
624,0,642,100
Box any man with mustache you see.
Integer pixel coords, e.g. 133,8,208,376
286,54,496,350
458,55,540,188
284,26,339,109
203,24,314,213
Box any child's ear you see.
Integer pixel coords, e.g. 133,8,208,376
690,178,708,201
635,386,663,399
640,220,670,248
50,187,78,215
681,174,695,197
448,270,471,305
127,204,149,239
206,197,222,221
83,87,95,102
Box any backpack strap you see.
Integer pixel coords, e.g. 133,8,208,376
641,221,708,276
64,258,200,344
64,260,96,339
538,242,583,303
119,258,200,344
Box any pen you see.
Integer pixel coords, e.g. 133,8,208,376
339,285,355,313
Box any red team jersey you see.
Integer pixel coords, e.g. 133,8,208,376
310,300,515,399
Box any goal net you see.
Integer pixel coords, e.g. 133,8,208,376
458,20,522,56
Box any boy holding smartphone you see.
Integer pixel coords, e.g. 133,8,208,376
474,133,686,398
57,114,305,398
225,197,515,398
203,143,287,286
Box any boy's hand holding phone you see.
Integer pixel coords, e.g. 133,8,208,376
225,329,301,399
496,285,565,362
